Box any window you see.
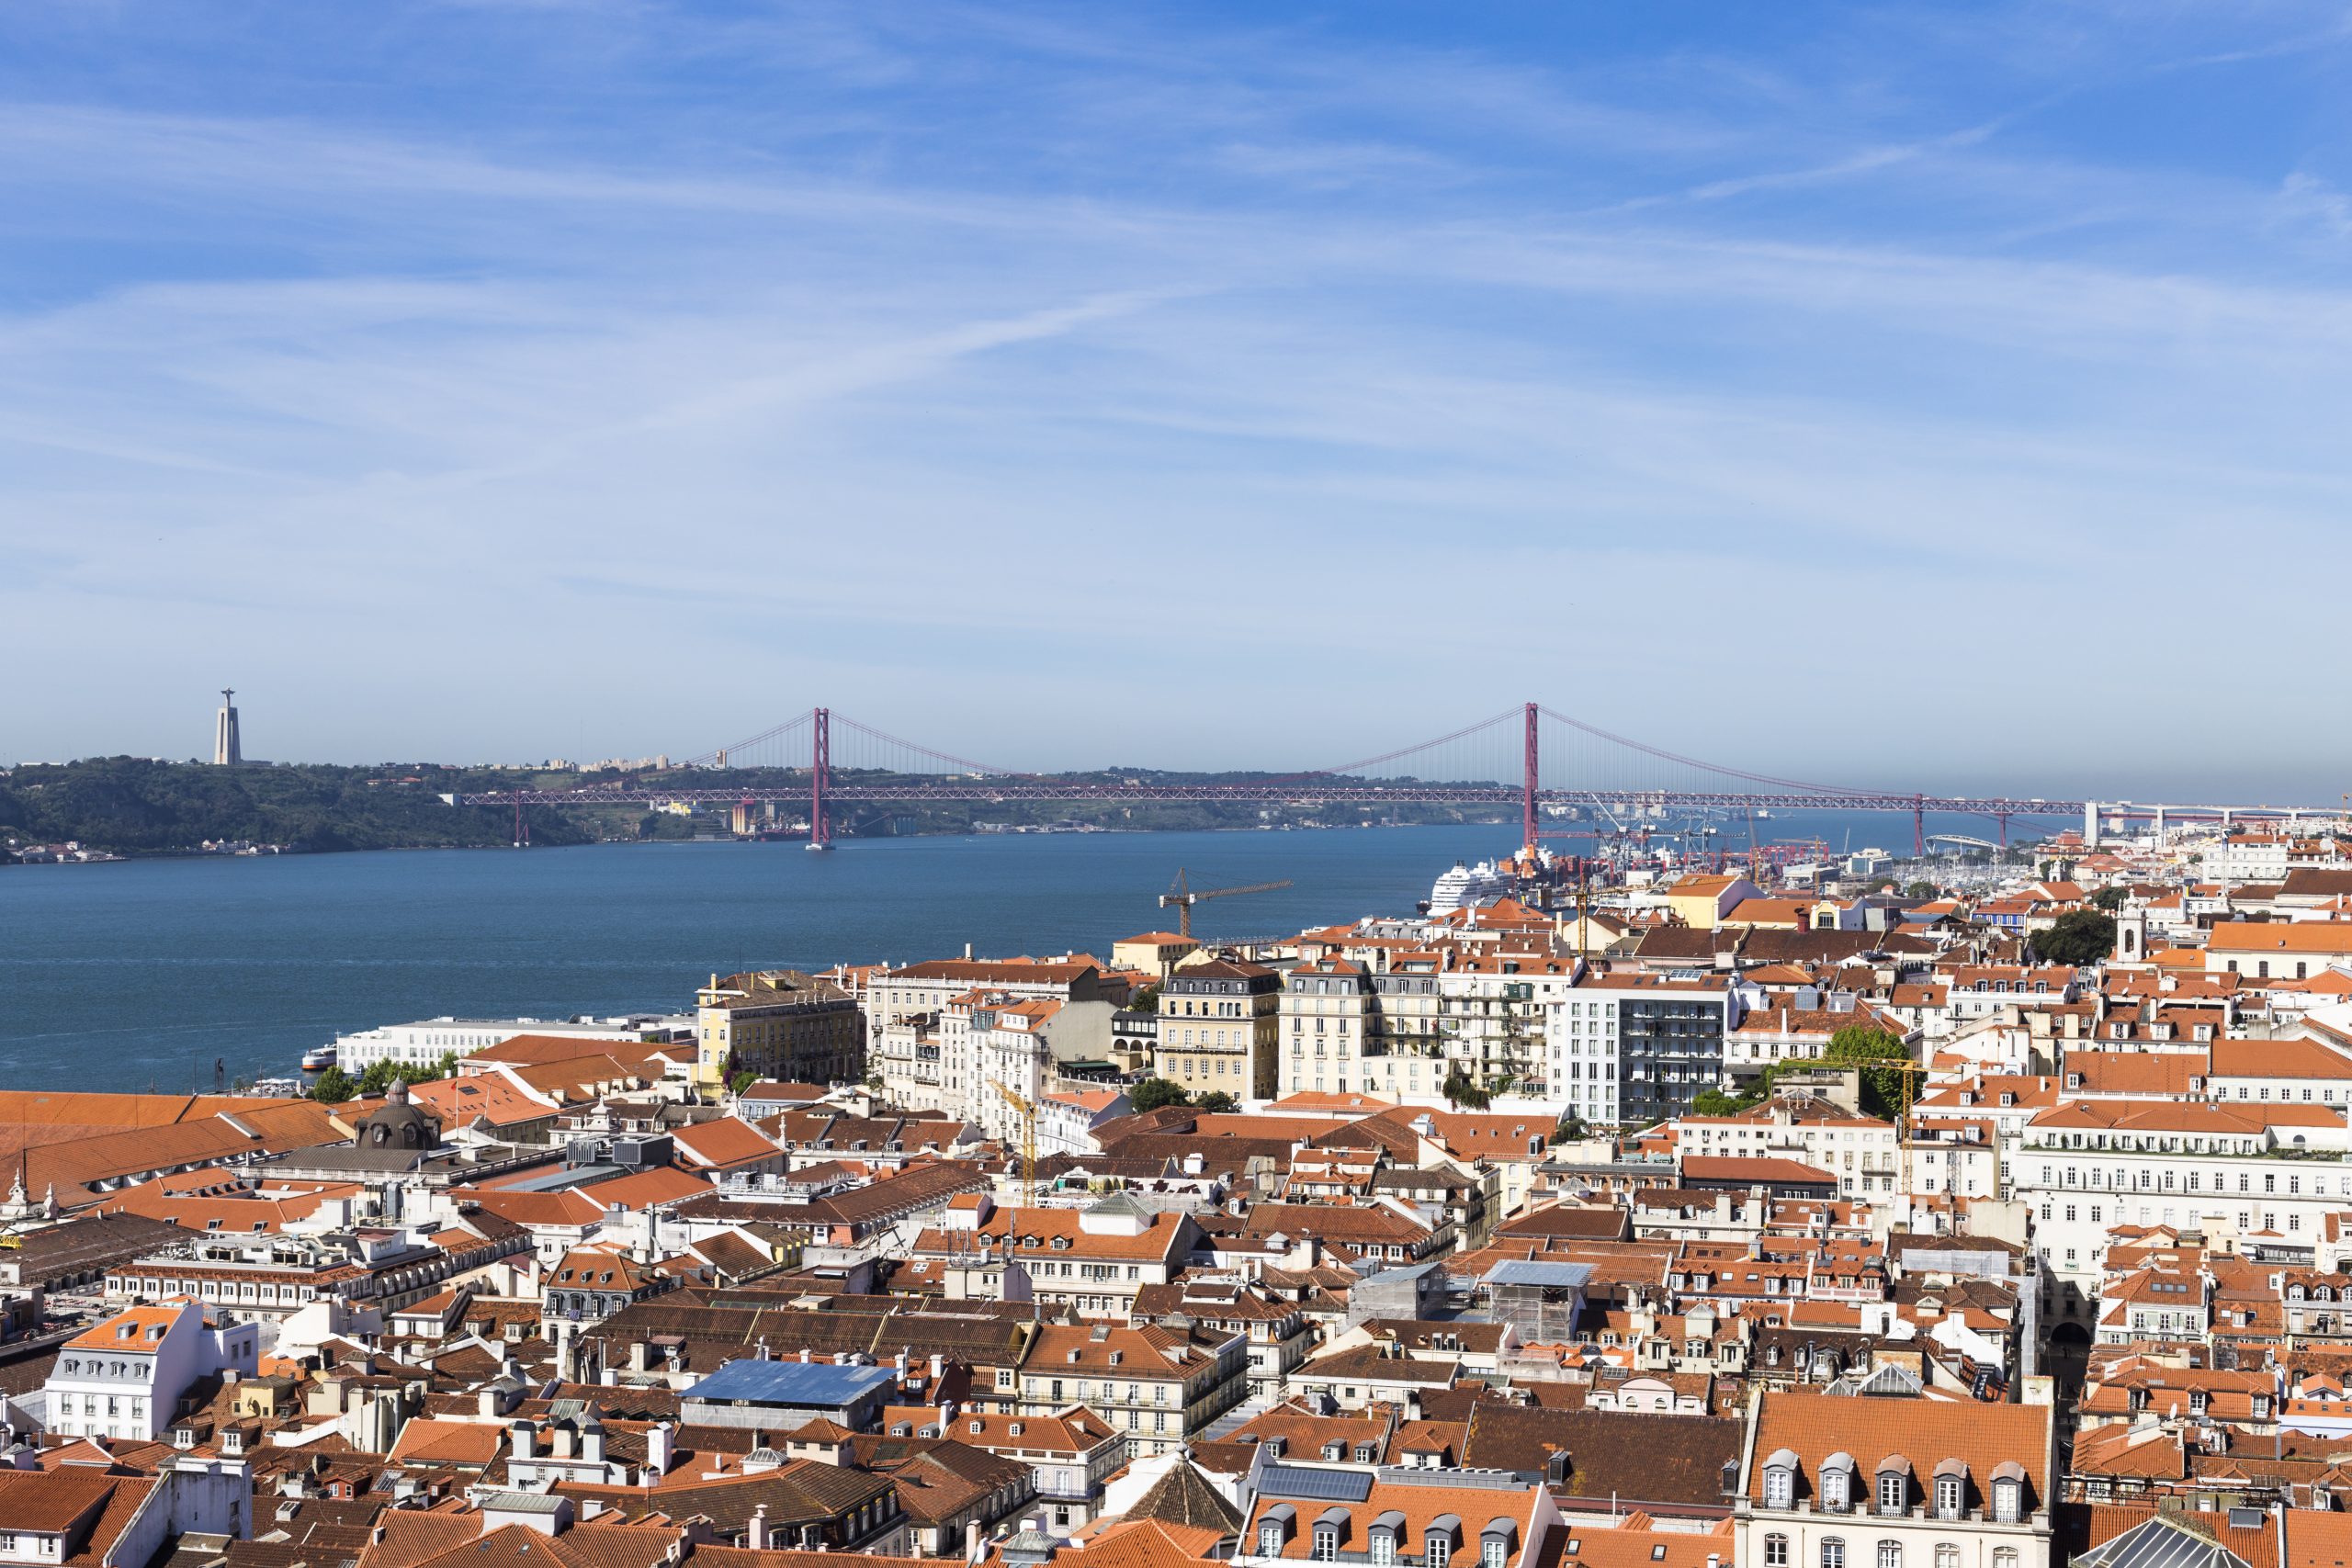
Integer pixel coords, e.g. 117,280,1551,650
1766,1467,1794,1509
1261,1527,1286,1557
1822,1540,1846,1568
1936,1475,1963,1519
1876,1544,1901,1568
1993,1479,2021,1524
1314,1528,1340,1562
1767,1538,1791,1568
1877,1472,1905,1515
1936,1551,1957,1568
1371,1537,1395,1568
1484,1541,1507,1568
1428,1539,1451,1568
1994,1552,2018,1568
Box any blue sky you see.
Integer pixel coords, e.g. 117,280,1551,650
5,2,2350,800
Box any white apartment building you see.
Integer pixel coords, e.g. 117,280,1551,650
2219,832,2292,886
43,1299,257,1441
334,1014,685,1074
2013,1098,2352,1322
869,959,1107,1115
1558,972,1737,1128
1675,1100,1905,1198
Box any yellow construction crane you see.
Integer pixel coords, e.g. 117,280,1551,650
991,1079,1040,1209
1159,868,1293,940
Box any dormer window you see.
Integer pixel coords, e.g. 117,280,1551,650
1934,1462,1968,1520
1481,1519,1517,1568
1312,1509,1349,1562
1260,1507,1295,1557
1765,1450,1799,1509
1426,1516,1463,1568
1369,1512,1405,1566
1876,1461,1909,1516
1821,1454,1857,1513
1989,1464,2026,1524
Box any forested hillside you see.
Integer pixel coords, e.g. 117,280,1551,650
0,759,588,853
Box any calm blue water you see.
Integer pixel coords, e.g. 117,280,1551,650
0,812,2065,1090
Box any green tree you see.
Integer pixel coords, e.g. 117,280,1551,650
310,1066,356,1103
1193,1090,1238,1113
729,1069,758,1096
2089,886,2129,913
1128,986,1161,1014
2031,909,2118,966
1690,1089,1747,1117
1442,1071,1490,1111
1551,1111,1586,1145
1819,1024,1915,1119
1127,1077,1191,1114
1904,881,1936,899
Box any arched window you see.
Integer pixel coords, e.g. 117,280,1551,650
1876,1542,1901,1568
1260,1506,1295,1558
1992,1473,2023,1524
1766,1536,1790,1568
1767,1467,1793,1508
1994,1551,2018,1568
1877,1470,1907,1516
1821,1456,1856,1513
1936,1474,1964,1520
1821,1539,1846,1568
1937,1548,1959,1568
1426,1518,1462,1568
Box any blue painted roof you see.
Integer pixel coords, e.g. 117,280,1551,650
683,1359,896,1405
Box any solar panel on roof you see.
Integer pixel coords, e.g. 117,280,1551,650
1258,1464,1374,1503
683,1359,896,1404
1483,1260,1594,1288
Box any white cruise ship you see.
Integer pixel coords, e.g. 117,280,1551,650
1424,858,1511,916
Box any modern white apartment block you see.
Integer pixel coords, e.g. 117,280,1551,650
332,1013,688,1073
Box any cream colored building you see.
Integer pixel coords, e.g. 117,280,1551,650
694,970,862,1091
1663,873,1763,931
1154,958,1280,1098
1112,932,1200,979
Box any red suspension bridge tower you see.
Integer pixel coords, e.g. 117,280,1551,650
1522,701,1540,855
808,707,831,852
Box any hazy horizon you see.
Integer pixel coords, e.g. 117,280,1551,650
6,4,2352,803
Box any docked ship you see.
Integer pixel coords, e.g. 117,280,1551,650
300,1043,337,1071
1422,858,1512,915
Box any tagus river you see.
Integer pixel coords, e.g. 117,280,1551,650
0,812,2060,1091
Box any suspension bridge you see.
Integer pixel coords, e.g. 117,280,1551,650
447,704,2322,853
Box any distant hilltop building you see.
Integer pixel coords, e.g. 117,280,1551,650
213,688,242,766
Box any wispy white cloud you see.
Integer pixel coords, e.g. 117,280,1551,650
4,1,2352,793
